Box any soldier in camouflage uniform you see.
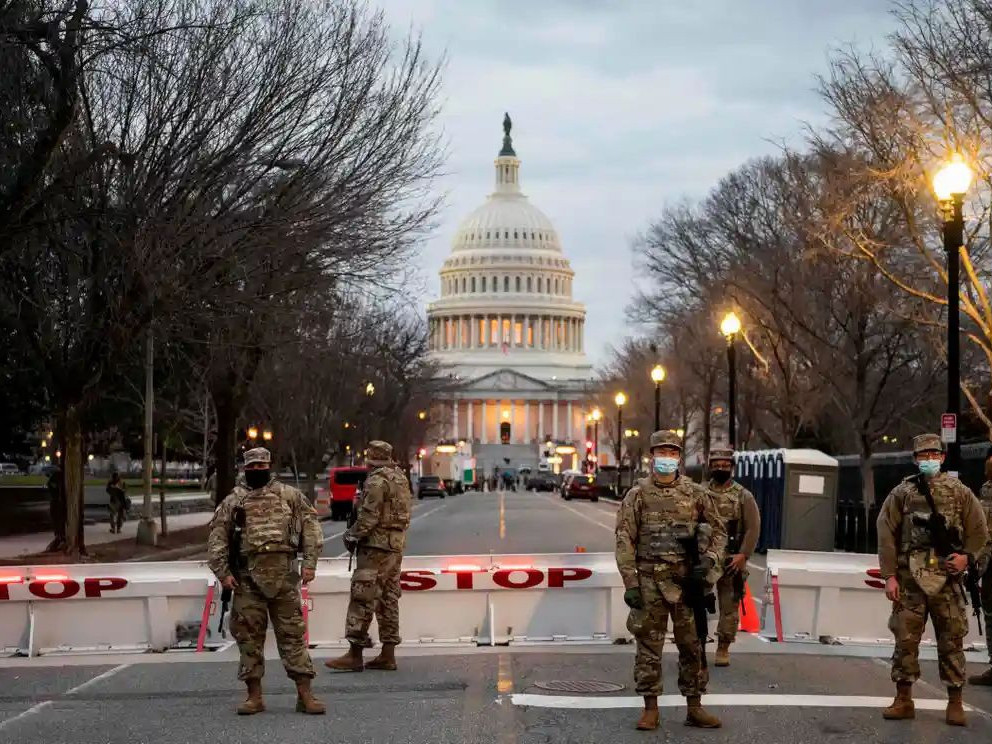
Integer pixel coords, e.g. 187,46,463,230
969,451,992,686
326,440,412,673
207,447,325,715
877,433,988,727
706,447,760,667
616,430,727,731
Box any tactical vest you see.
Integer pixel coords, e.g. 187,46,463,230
232,481,301,557
980,482,992,533
897,475,966,555
633,476,701,563
710,481,744,531
369,466,412,531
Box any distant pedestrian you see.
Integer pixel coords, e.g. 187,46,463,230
106,472,129,534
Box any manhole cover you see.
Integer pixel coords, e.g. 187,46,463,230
533,680,625,693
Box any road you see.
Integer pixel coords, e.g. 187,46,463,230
320,488,618,557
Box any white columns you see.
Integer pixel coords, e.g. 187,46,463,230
481,401,488,444
567,401,573,442
452,398,459,439
552,400,559,439
538,402,544,441
467,400,474,441
524,401,530,444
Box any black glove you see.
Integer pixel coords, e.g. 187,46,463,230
623,587,644,610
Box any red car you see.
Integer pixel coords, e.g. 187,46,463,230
562,472,599,502
316,466,368,520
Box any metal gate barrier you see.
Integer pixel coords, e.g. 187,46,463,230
0,554,629,656
765,550,986,647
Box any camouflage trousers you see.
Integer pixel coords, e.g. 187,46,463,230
716,571,746,643
888,569,968,688
983,574,992,664
628,570,708,697
107,502,125,533
230,571,315,682
345,546,403,646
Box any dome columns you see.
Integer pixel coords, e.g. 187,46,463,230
428,311,585,354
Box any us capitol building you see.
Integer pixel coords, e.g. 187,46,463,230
425,115,598,477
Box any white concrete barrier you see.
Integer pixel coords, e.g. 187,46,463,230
764,549,986,647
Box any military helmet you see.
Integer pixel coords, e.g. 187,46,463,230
911,433,943,455
243,447,271,466
649,430,682,452
709,446,735,464
365,440,393,465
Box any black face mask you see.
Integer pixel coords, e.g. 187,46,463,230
245,469,270,489
711,470,732,485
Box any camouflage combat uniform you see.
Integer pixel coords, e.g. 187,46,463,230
343,450,412,647
877,465,988,689
978,478,992,666
207,474,322,682
616,472,726,697
708,474,760,645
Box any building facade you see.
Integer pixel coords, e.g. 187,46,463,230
426,115,598,477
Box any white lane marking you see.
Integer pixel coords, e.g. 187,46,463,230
65,663,131,694
0,701,53,730
509,693,977,711
333,502,450,558
545,494,614,533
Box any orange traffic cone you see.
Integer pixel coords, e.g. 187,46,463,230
738,583,760,633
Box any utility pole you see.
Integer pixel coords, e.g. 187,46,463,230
137,328,159,545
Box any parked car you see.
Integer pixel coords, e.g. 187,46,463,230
561,471,599,502
417,475,447,500
315,466,368,520
0,463,23,476
526,472,558,492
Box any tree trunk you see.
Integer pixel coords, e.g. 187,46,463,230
212,387,238,505
159,436,168,535
63,405,85,558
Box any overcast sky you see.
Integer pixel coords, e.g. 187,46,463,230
383,0,898,367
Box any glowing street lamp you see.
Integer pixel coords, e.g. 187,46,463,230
650,364,666,431
933,152,973,475
262,430,273,442
365,382,375,396
720,312,742,448
247,426,259,440
614,392,627,468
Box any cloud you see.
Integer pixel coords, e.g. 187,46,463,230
383,1,898,366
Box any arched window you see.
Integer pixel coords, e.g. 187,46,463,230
492,276,497,293
527,276,532,292
503,276,510,292
471,277,476,292
554,277,559,294
515,276,521,292
537,276,543,293
513,231,518,239
486,231,490,239
504,231,509,239
460,277,466,293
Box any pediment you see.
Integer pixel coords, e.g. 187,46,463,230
457,368,551,393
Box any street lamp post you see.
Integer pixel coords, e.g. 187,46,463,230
720,312,742,449
650,364,666,432
614,392,627,491
590,408,602,473
933,152,972,476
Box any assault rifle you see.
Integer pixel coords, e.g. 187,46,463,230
218,505,246,636
679,529,717,669
912,474,982,632
725,519,746,612
346,502,359,571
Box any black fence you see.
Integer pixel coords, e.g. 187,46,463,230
834,442,989,553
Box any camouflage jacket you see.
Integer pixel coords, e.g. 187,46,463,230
876,473,988,579
346,464,412,553
615,474,727,595
706,479,761,558
978,481,992,573
207,477,322,581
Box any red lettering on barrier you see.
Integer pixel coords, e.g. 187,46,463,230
443,570,477,590
493,569,543,589
547,567,593,588
400,570,437,591
29,579,79,599
84,577,127,597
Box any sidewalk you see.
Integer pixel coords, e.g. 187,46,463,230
0,510,215,560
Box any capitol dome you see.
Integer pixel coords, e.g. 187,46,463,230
427,114,590,382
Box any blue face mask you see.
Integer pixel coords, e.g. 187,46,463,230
653,456,679,475
917,459,941,477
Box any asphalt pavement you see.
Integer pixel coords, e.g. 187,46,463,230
320,488,618,557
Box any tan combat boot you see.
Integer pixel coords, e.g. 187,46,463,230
295,678,326,714
236,679,265,715
365,642,397,671
882,682,914,720
945,687,966,727
685,696,721,728
715,641,731,667
968,667,992,686
635,696,659,730
324,643,364,672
